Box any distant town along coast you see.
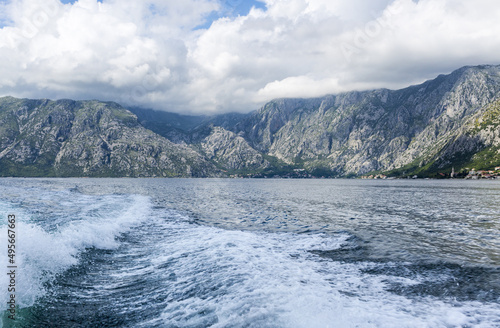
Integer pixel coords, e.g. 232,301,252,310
361,167,500,180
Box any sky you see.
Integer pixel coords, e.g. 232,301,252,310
1,0,500,115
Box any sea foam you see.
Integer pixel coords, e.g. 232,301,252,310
0,192,151,311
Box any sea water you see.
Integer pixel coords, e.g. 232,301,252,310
0,178,499,327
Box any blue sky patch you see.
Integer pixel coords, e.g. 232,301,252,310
196,0,266,30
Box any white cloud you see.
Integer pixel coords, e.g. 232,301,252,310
1,0,500,114
256,76,341,100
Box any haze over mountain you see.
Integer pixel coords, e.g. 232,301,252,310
1,65,499,178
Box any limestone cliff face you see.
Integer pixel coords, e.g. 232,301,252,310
230,65,500,175
199,126,270,171
0,97,219,177
430,98,500,170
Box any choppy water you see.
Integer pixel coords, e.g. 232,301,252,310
0,178,499,327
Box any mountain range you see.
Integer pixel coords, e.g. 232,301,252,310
1,64,500,178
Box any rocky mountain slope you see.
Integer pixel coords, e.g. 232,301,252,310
129,107,273,173
0,97,219,177
128,64,500,177
220,65,500,176
398,97,500,176
2,64,500,178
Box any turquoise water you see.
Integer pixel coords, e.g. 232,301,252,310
1,178,499,327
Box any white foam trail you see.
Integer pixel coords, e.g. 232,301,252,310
0,194,151,310
135,216,500,328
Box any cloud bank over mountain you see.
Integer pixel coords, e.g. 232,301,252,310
1,0,500,114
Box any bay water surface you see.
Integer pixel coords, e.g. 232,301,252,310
0,178,499,327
